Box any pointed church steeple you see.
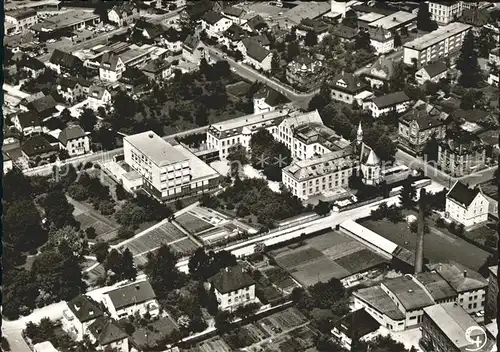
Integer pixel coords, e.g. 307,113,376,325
357,122,363,145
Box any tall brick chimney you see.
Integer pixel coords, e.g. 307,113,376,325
414,188,426,274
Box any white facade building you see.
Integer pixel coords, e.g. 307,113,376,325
370,91,411,118
123,131,191,201
209,265,257,312
62,294,104,341
403,22,472,67
102,281,160,320
428,1,464,25
5,9,38,35
99,53,126,82
58,125,91,157
445,181,489,228
201,10,233,37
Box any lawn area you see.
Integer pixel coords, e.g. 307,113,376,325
359,210,491,271
175,212,214,235
130,316,179,350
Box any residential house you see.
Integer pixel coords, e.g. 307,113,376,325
428,1,464,25
201,10,233,37
363,55,396,89
296,18,330,43
108,3,139,27
21,135,59,167
330,72,370,105
119,67,148,94
12,110,42,136
242,15,268,34
19,91,45,111
88,85,112,110
133,19,164,42
438,133,486,177
397,100,448,155
370,91,411,118
209,265,257,312
222,6,248,26
221,24,247,48
239,37,273,72
445,181,489,228
56,77,91,104
415,60,448,85
331,309,380,351
368,26,394,54
5,9,38,35
253,86,290,114
62,294,104,341
489,48,500,67
27,95,59,119
3,152,13,174
421,302,494,352
102,280,160,320
485,266,498,323
428,261,489,315
182,34,206,65
141,58,173,80
331,24,359,43
46,49,84,75
99,52,126,82
18,56,45,78
286,54,324,89
87,317,129,352
58,125,91,157
250,34,271,50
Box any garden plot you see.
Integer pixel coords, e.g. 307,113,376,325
170,237,200,256
186,336,232,352
175,212,214,235
75,212,115,236
121,222,186,256
270,231,388,287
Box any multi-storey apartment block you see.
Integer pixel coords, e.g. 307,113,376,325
403,22,472,67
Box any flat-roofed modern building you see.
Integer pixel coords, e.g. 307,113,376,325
422,302,493,352
123,131,220,201
31,10,100,36
5,9,38,35
403,22,472,67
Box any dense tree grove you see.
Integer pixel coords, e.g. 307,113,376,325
456,31,482,88
416,2,438,32
250,129,291,181
218,178,305,228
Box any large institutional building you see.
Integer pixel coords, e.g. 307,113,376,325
122,131,221,202
207,109,386,200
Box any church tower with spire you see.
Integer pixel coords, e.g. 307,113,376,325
357,122,363,145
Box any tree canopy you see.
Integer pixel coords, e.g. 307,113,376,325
145,245,186,295
416,2,438,32
456,31,482,88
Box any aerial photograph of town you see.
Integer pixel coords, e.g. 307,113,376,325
1,0,499,351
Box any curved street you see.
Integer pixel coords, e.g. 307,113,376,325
206,46,320,109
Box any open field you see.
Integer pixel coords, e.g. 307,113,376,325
360,213,490,271
270,231,387,287
175,212,214,235
122,222,186,256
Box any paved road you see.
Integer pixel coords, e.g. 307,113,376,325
37,27,129,62
395,149,497,188
23,125,209,176
206,46,319,109
354,48,404,76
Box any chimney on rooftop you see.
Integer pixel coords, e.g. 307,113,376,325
148,133,153,138
225,267,229,272
463,270,467,277
414,188,426,274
